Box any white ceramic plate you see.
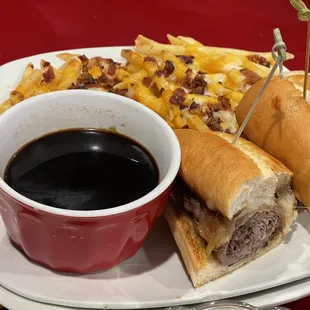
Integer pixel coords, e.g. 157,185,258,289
1,276,310,310
0,211,310,309
0,47,309,309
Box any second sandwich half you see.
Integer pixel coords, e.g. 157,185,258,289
165,129,298,287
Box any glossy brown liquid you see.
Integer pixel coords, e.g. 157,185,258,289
4,129,159,211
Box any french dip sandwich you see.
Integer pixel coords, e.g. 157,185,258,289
235,72,310,209
165,129,297,287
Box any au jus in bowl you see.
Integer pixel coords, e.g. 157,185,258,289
4,129,159,211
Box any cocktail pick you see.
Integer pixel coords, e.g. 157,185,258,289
296,201,307,210
232,28,287,144
289,0,310,99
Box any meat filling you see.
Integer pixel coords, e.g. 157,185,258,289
215,210,281,266
174,180,282,267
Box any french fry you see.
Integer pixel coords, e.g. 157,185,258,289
152,75,170,91
115,68,130,81
173,115,187,129
132,50,163,65
131,82,165,117
176,35,204,47
15,69,43,98
21,63,35,81
0,34,296,135
57,59,82,90
184,94,218,106
10,90,24,105
221,69,246,91
135,35,186,55
167,34,186,46
121,49,144,68
0,99,13,114
57,53,80,62
183,112,211,132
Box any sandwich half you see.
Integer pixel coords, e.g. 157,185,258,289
165,129,297,287
235,73,310,209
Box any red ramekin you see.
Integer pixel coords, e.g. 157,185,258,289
0,90,181,273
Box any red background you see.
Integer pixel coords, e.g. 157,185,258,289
1,0,310,309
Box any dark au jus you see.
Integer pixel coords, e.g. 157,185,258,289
4,129,159,211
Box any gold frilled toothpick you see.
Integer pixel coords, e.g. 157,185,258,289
232,28,287,144
289,0,310,99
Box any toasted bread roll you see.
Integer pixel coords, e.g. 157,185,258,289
235,75,310,209
165,130,297,287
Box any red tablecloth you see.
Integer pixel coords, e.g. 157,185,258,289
1,0,310,309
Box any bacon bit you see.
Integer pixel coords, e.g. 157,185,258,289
83,74,95,85
183,71,207,93
42,66,55,83
104,58,114,64
182,69,193,89
190,102,200,110
108,62,117,76
97,73,116,86
155,61,175,77
177,55,194,65
163,60,175,76
169,88,186,105
190,86,205,95
42,61,50,68
150,84,164,98
78,55,89,64
189,102,202,115
217,96,231,110
143,77,153,87
192,73,207,88
112,88,128,96
205,116,222,131
79,55,89,73
144,56,157,62
205,96,231,116
247,54,270,68
69,84,87,90
182,77,192,89
240,68,262,85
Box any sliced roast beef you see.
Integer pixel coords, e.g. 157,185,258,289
215,210,281,266
178,182,282,266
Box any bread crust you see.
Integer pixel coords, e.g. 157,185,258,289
283,71,310,91
174,129,261,219
214,131,292,176
235,77,310,208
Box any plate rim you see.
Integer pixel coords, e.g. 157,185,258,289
0,45,132,69
1,275,310,310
